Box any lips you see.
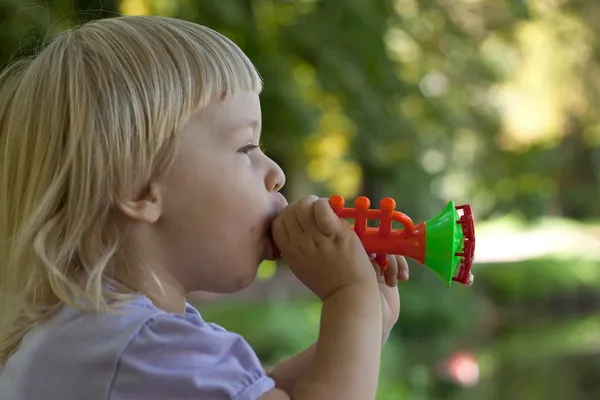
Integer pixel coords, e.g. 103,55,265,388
264,194,287,261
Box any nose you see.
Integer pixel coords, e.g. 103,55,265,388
265,159,286,192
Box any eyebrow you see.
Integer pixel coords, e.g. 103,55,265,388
219,118,261,144
229,118,260,136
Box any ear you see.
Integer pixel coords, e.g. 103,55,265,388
115,182,163,223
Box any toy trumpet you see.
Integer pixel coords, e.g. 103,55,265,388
329,195,475,287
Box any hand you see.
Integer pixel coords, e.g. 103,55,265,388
371,254,409,346
271,195,377,301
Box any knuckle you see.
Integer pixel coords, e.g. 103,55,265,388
313,199,328,217
315,197,329,206
279,205,294,217
319,218,339,236
299,195,319,205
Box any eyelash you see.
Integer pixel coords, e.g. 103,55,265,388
238,144,262,155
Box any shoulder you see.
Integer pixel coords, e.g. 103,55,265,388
109,302,274,400
0,295,167,399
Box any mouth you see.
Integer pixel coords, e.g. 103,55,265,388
266,227,281,261
264,196,287,261
266,192,288,261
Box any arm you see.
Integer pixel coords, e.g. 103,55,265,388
261,283,382,400
267,343,316,394
268,255,408,395
262,197,387,399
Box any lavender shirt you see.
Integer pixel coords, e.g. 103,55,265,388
0,295,275,399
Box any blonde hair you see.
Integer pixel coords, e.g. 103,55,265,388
0,15,262,362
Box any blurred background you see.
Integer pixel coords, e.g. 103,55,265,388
2,0,599,398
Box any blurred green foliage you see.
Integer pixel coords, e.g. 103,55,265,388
1,0,599,398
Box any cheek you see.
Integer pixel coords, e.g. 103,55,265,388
163,155,267,240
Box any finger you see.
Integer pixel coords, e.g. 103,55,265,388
313,198,345,237
271,215,289,247
281,204,305,238
370,256,381,274
293,195,321,234
370,254,388,282
395,255,409,282
370,259,385,283
383,255,398,287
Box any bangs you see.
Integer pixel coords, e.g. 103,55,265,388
79,15,263,127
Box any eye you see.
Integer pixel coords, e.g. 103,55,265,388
238,144,261,155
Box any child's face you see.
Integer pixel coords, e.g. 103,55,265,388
153,91,287,294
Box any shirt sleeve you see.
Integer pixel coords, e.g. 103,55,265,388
108,313,275,400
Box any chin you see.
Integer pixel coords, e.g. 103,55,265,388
210,270,260,294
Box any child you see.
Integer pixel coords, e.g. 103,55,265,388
0,15,409,400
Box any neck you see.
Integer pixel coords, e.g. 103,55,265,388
144,277,187,314
114,225,188,315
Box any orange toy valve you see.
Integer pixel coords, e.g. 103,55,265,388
329,195,475,287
